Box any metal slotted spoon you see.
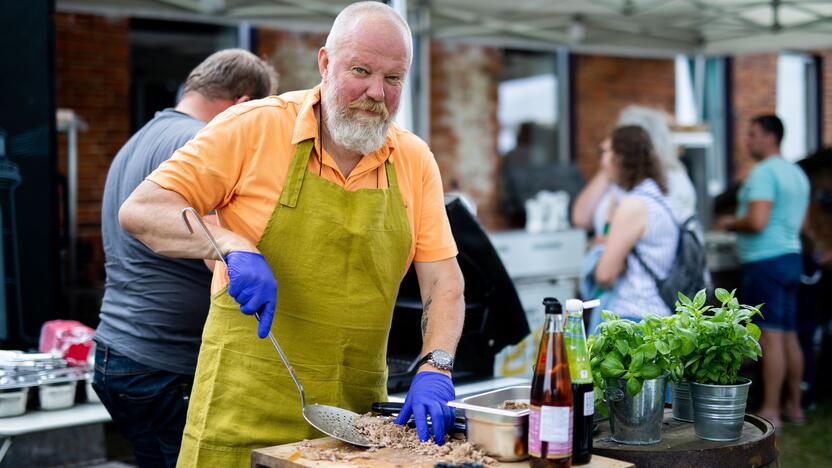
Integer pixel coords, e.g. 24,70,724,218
180,207,377,447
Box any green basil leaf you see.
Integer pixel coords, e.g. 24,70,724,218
631,352,644,371
626,377,643,397
640,363,663,379
601,357,626,378
715,288,731,304
747,322,761,341
615,339,629,356
677,291,693,307
655,340,671,355
642,342,657,360
693,289,707,309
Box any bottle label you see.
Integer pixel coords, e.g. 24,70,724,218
529,407,542,456
529,405,572,458
584,390,595,416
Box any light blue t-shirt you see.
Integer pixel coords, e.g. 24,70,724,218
736,156,809,264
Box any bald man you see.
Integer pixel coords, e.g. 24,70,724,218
118,3,464,465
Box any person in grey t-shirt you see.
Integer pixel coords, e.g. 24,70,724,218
93,49,277,468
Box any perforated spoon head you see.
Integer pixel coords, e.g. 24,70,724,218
302,404,380,447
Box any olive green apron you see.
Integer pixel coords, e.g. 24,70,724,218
177,139,412,467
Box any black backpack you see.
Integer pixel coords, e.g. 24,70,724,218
631,194,708,310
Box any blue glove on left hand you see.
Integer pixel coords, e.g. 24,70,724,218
394,371,455,445
226,251,277,339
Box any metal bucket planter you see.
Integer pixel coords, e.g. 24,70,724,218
605,375,667,444
671,380,694,422
690,377,752,441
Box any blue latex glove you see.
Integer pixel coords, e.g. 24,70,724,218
394,371,455,444
226,251,277,339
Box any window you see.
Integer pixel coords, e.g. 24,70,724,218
498,50,573,227
776,53,820,162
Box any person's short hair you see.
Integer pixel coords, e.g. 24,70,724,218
182,49,278,101
325,1,412,64
751,114,784,144
611,125,668,193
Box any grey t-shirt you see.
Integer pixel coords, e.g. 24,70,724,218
96,109,212,375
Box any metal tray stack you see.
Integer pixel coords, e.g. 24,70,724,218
0,351,91,417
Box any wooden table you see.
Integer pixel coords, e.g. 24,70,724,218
593,410,777,468
252,437,635,467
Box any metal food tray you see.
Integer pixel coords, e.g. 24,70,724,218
0,351,89,390
448,385,531,462
449,385,530,423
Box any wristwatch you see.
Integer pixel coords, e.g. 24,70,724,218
415,349,455,372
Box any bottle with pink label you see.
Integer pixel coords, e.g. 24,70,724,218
529,297,573,468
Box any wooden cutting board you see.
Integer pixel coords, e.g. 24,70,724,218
251,437,635,467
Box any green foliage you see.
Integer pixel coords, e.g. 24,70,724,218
666,288,763,385
588,310,672,407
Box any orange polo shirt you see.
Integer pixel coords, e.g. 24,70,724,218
147,86,458,293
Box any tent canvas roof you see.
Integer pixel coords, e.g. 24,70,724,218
57,0,832,56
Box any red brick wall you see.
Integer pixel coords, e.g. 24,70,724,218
256,29,327,94
573,54,676,180
821,50,832,148
730,53,778,181
429,41,505,230
55,13,130,286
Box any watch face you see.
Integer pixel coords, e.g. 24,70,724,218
430,350,453,367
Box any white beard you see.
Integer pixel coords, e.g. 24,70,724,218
321,80,393,156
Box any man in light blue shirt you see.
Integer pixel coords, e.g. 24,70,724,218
719,114,809,429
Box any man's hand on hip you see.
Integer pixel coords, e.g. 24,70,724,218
226,251,277,339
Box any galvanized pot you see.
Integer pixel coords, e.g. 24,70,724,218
671,380,694,422
690,377,752,441
605,375,667,445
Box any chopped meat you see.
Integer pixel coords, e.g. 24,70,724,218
354,414,496,465
299,414,497,466
497,399,530,410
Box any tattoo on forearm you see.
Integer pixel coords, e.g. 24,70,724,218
421,296,432,337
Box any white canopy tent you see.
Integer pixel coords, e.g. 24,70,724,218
57,0,832,56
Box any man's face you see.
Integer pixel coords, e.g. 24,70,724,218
320,21,409,155
747,122,771,160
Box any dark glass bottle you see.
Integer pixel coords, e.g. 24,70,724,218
564,299,594,465
529,298,573,468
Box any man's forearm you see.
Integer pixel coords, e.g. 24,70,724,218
420,287,465,356
120,180,257,259
416,260,465,375
728,215,763,233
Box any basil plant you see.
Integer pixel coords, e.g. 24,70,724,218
588,311,672,402
666,288,763,385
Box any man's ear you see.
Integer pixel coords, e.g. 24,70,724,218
318,47,329,79
235,95,252,104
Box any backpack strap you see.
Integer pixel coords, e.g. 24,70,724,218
628,187,681,283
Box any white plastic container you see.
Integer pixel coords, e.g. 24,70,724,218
39,381,76,410
0,388,28,417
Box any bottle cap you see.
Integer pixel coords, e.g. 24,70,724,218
542,297,562,314
565,299,583,312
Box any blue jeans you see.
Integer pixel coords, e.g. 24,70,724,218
92,344,193,468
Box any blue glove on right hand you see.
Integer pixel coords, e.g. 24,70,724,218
226,251,277,339
394,371,455,445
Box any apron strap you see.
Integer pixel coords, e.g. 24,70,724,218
279,139,315,208
385,156,400,191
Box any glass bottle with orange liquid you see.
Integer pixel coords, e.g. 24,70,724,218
528,297,573,468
